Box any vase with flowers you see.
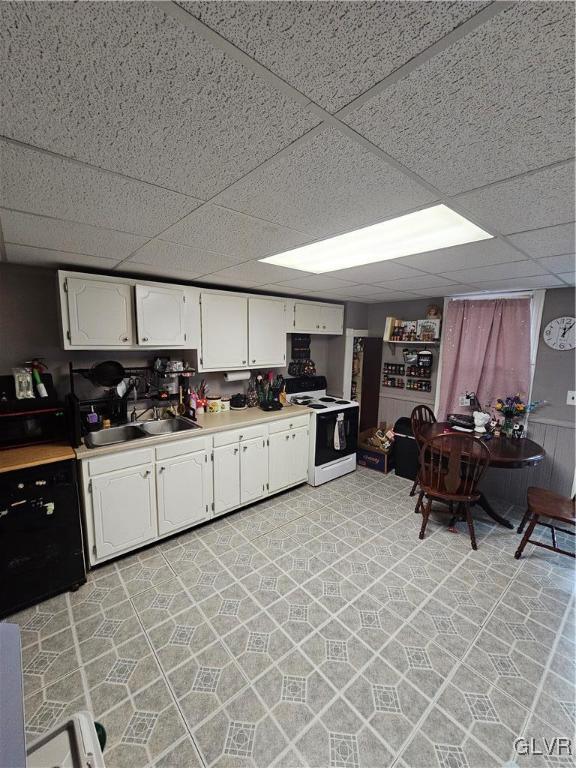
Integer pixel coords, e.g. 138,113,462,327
491,395,541,437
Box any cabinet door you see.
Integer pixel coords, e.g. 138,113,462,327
293,302,321,332
67,277,133,346
321,305,344,334
91,465,157,558
240,437,268,505
290,426,310,485
248,298,287,367
268,430,293,493
157,451,209,536
200,293,248,369
213,444,241,514
135,284,186,346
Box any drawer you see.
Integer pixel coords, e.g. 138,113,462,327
155,436,209,461
268,414,310,435
213,424,267,447
87,447,155,476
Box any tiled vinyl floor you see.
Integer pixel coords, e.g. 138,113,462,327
7,468,575,768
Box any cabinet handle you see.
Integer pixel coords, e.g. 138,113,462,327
142,337,149,342
285,434,290,440
234,448,238,454
143,470,151,477
289,423,293,428
159,466,165,473
243,445,247,452
252,359,256,364
292,433,296,439
239,435,243,440
122,336,128,342
242,360,247,364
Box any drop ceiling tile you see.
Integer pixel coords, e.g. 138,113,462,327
327,261,427,283
0,143,199,236
440,260,546,283
536,254,575,274
127,239,239,275
0,209,147,261
558,273,575,286
4,243,119,269
198,261,309,286
160,205,311,260
182,1,487,112
0,2,318,198
255,283,313,296
361,292,423,302
377,274,458,291
214,126,437,236
344,3,575,194
276,275,356,292
410,284,475,298
454,161,576,235
508,223,575,259
115,262,204,282
398,239,525,272
470,274,564,291
320,284,393,298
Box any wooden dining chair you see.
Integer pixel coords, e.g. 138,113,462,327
514,487,575,560
410,405,436,507
417,432,491,550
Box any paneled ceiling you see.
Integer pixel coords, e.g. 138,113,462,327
0,1,574,302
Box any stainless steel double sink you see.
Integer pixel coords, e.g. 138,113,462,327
84,417,201,449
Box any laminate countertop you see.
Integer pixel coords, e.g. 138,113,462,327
74,404,313,460
0,442,76,474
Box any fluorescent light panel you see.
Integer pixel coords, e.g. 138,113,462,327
260,204,493,273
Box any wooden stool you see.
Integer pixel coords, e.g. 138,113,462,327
515,487,575,560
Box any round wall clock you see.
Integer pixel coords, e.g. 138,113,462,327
543,316,576,350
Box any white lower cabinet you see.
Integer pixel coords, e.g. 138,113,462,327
91,464,157,559
83,415,310,565
240,437,268,505
213,444,241,515
156,451,210,536
268,425,308,493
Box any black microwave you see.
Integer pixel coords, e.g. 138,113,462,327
0,374,71,449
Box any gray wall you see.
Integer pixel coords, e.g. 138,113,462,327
531,286,575,425
0,263,332,399
344,301,369,329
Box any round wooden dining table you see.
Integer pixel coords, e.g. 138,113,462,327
419,422,545,529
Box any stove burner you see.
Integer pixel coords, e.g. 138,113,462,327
318,397,336,402
308,403,327,409
335,400,350,404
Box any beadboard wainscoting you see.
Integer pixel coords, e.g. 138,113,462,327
480,418,575,505
378,392,435,430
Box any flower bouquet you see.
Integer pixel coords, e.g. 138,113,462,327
491,395,541,437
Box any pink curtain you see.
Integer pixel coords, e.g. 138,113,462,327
438,298,531,420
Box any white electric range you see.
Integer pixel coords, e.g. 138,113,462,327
285,376,359,486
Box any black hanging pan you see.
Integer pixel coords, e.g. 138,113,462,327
88,361,126,388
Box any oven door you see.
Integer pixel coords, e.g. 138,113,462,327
314,407,359,467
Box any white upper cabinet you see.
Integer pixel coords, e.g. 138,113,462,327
248,297,287,367
135,284,186,347
200,292,248,370
293,301,344,334
65,277,134,347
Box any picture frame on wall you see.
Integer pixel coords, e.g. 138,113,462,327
416,318,441,341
